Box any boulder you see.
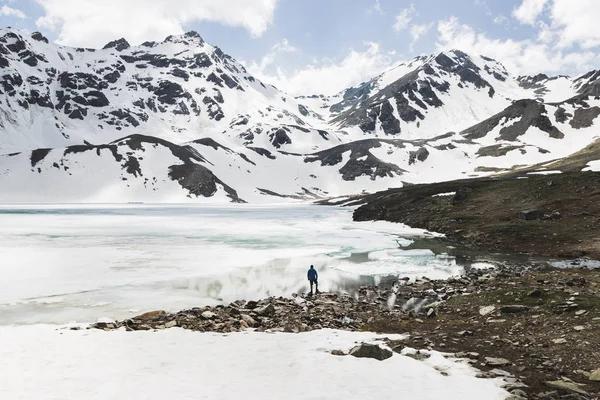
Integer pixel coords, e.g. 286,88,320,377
245,301,258,310
479,305,496,316
500,305,529,314
519,209,543,220
165,320,177,328
349,343,393,361
134,310,166,321
201,311,216,320
240,314,257,327
589,368,600,381
546,380,588,395
426,308,437,318
485,357,511,367
255,304,276,316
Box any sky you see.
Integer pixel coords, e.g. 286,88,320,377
1,0,600,96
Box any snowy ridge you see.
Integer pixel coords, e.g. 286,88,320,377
2,28,600,202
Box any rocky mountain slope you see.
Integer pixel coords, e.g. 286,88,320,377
1,28,600,202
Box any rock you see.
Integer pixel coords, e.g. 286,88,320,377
552,338,568,344
426,308,437,318
527,288,543,297
485,357,511,367
201,311,216,320
458,330,475,337
456,352,479,359
575,310,588,316
546,380,588,395
405,350,431,361
574,325,585,332
240,314,257,327
165,320,177,328
245,301,258,310
134,310,166,321
349,343,393,361
330,350,346,356
391,344,404,354
500,305,530,314
255,304,276,317
479,305,496,316
519,209,543,220
589,368,600,381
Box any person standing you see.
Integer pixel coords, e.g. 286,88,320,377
307,265,319,295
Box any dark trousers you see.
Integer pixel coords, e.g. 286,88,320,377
309,279,318,294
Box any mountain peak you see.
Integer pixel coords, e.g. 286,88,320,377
103,38,131,52
163,31,205,46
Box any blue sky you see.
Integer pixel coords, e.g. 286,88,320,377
2,0,600,95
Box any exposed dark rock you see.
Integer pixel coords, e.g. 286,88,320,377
248,147,276,160
298,104,309,116
554,107,572,124
27,90,54,109
379,101,401,135
30,148,52,167
168,163,242,202
452,187,472,205
408,147,429,165
349,343,393,361
103,70,121,84
462,100,564,141
519,209,544,221
170,68,189,81
202,96,224,121
476,144,522,158
195,53,213,68
500,305,530,314
31,32,49,44
103,38,131,52
123,156,142,177
58,72,108,91
305,139,405,181
84,91,109,107
207,72,223,87
153,80,189,105
570,107,600,129
270,128,292,148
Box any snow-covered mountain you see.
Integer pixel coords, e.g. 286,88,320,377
1,28,600,203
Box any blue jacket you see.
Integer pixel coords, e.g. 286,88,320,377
307,268,318,281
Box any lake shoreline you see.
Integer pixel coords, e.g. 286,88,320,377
352,171,600,259
89,261,600,399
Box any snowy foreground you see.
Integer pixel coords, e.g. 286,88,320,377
0,326,509,400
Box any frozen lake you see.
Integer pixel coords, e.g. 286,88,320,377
0,204,482,325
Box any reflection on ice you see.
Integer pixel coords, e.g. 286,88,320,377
0,204,482,325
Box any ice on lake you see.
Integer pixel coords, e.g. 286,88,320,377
0,204,484,325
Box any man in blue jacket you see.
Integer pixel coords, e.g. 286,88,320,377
307,265,319,295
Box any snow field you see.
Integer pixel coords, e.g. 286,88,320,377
0,326,510,400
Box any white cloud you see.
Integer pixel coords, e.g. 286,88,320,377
410,23,432,43
393,4,416,32
436,16,598,76
248,42,395,96
0,5,26,19
549,0,600,49
493,14,509,27
34,0,278,47
247,39,297,76
512,0,548,25
367,0,384,15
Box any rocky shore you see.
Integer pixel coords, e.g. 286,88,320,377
351,171,600,259
91,262,600,399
